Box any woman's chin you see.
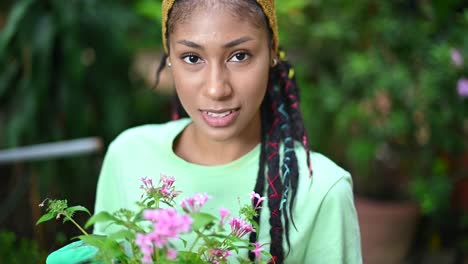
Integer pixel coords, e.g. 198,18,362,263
196,124,240,143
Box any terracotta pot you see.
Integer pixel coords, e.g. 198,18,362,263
355,197,420,264
452,177,468,211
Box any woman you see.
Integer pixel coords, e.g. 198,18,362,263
49,0,362,263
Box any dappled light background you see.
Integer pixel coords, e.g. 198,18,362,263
0,1,467,263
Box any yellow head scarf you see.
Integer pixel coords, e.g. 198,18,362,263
161,0,279,55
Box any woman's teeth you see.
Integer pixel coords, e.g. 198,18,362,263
205,110,232,118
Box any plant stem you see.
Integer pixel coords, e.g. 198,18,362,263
189,233,202,253
155,248,160,263
220,231,234,247
64,213,89,236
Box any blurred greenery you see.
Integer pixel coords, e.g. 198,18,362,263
277,0,468,254
0,230,47,264
0,0,170,261
1,0,467,261
276,1,468,204
0,0,172,196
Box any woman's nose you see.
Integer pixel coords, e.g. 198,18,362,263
203,64,232,100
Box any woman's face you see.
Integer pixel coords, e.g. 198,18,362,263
168,6,271,143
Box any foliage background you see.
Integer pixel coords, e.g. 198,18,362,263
0,0,467,262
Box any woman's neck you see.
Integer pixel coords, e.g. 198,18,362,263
173,121,261,166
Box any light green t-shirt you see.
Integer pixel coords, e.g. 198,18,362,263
93,118,362,263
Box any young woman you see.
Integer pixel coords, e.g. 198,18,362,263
49,0,362,263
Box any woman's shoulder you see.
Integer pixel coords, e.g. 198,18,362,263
294,142,353,201
108,118,191,152
294,142,350,181
309,152,351,184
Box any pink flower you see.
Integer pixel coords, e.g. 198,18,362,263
219,208,230,226
158,174,180,199
166,248,178,260
457,78,468,98
208,247,232,264
251,242,265,263
140,177,156,193
180,193,212,213
451,48,463,67
135,233,154,263
159,174,175,186
143,208,192,238
250,191,266,210
229,217,255,238
142,254,152,264
136,208,193,261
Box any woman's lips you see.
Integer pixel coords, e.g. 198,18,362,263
200,108,240,127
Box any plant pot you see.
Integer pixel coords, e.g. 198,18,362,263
355,196,420,264
452,177,468,211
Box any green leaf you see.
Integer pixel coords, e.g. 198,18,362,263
78,235,107,248
190,212,217,231
146,200,155,207
78,235,125,259
0,0,34,54
177,251,204,263
0,62,19,98
67,205,91,216
108,230,134,241
85,212,116,229
36,212,56,225
179,237,188,248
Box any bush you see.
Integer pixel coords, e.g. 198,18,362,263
276,0,468,253
278,0,468,204
0,230,47,263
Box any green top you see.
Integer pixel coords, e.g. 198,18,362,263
92,118,362,263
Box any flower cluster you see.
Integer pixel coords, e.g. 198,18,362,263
229,217,255,239
135,208,192,263
159,175,181,200
180,193,212,213
208,247,232,264
38,175,270,264
140,177,156,193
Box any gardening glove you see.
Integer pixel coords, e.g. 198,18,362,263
46,240,100,264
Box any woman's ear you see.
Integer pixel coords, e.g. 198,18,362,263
270,50,278,67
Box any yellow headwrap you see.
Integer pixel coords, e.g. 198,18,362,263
161,0,279,55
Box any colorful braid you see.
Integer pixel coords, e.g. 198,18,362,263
264,82,285,262
248,101,269,260
252,53,312,263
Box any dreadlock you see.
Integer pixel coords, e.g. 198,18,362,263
247,56,312,263
155,1,312,263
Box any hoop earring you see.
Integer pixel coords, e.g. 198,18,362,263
271,58,278,67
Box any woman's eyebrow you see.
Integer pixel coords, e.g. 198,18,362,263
176,40,204,50
223,36,253,48
176,36,254,50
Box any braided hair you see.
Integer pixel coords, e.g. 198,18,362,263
155,2,312,263
248,55,312,263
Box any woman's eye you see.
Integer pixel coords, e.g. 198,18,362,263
230,52,250,62
183,54,202,64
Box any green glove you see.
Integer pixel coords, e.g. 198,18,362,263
46,240,100,264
